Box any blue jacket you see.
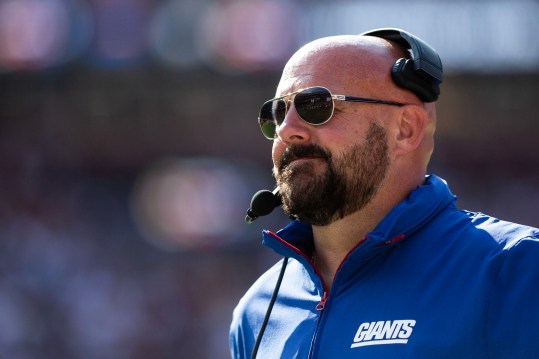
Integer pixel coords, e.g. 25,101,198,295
230,175,539,358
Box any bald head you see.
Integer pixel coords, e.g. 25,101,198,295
278,35,418,104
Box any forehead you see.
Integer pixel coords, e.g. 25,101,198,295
276,36,398,96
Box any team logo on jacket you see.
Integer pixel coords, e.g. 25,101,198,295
351,319,416,348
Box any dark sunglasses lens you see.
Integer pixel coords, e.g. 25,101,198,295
259,118,277,139
294,87,333,125
259,99,286,139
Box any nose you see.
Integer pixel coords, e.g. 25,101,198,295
275,104,312,144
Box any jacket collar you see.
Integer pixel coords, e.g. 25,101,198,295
262,174,456,260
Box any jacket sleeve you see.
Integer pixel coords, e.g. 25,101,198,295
486,234,539,358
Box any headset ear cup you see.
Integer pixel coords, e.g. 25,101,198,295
391,58,438,102
391,58,411,89
361,28,442,102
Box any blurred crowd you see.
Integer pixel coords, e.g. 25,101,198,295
0,166,286,358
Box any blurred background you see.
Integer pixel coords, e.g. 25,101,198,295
0,0,538,357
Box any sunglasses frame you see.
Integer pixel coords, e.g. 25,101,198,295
258,86,407,139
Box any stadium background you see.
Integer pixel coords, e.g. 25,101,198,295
0,0,538,357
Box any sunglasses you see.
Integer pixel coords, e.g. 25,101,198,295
258,86,406,139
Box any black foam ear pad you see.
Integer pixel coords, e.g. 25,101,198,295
360,28,443,102
392,58,439,102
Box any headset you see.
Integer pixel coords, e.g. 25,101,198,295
360,28,443,102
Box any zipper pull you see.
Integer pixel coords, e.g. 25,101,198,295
316,291,328,311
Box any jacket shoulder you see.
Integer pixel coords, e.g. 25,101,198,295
470,215,539,357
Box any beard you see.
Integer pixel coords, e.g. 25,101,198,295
273,122,390,226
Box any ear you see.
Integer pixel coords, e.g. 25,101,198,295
393,105,428,155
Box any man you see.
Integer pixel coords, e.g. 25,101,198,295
230,28,539,358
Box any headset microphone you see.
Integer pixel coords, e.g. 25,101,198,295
245,188,281,224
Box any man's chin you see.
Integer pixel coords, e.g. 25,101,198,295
280,158,327,179
279,173,323,197
286,156,324,168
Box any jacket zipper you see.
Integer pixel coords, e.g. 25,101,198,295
266,230,368,358
316,291,329,311
309,290,329,358
308,237,370,358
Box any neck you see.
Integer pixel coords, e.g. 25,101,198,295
310,205,379,289
311,174,425,289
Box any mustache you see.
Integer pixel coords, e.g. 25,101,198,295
278,144,331,172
